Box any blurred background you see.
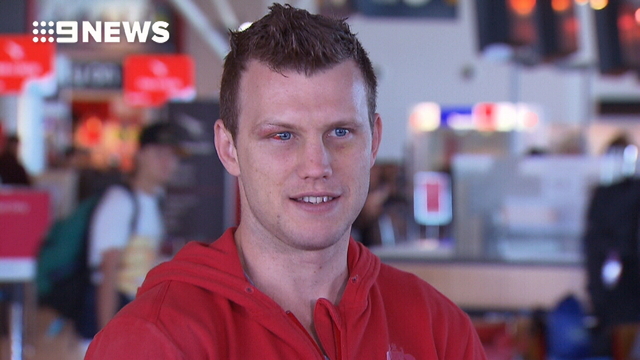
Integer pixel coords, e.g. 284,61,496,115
3,0,640,359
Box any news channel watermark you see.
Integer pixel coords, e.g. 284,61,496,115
32,20,170,44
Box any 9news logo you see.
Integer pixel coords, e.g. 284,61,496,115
32,21,170,44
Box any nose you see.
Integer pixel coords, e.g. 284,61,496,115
297,137,332,180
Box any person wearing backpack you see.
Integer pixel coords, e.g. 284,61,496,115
79,122,181,347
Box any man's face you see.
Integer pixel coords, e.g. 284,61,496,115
137,144,179,187
216,60,382,251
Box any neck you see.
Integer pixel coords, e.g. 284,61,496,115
131,176,160,195
235,225,350,335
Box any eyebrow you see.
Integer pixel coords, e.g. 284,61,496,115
254,121,296,131
254,118,364,132
329,119,364,129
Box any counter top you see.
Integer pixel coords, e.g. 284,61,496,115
379,256,588,310
370,243,582,267
0,258,35,282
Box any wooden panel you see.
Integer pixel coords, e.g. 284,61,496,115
385,261,588,310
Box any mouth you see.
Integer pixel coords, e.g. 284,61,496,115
295,196,335,204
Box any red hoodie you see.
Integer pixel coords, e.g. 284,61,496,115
85,228,486,359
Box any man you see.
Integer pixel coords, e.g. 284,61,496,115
86,4,486,359
80,122,180,344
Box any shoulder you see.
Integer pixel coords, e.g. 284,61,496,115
88,282,196,359
377,264,485,359
86,312,185,359
95,185,136,209
103,184,135,200
95,280,228,358
376,262,474,324
375,264,486,358
124,278,220,322
377,263,443,298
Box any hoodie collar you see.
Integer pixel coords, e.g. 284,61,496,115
139,227,381,312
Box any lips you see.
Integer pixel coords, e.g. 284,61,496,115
291,191,340,205
297,196,334,204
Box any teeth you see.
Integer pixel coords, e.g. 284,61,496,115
300,196,333,204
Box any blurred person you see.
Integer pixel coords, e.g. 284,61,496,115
86,4,486,359
605,133,634,155
62,145,92,169
584,132,640,357
79,122,180,348
61,146,128,204
0,134,31,185
36,146,92,220
352,163,392,246
352,162,408,247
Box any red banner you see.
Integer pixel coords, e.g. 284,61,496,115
0,35,55,94
0,190,50,258
413,172,452,226
124,54,195,107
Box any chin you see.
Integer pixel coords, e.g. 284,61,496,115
283,224,351,251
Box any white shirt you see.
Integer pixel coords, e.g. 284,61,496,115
88,185,164,269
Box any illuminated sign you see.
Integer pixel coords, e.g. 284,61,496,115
414,172,452,226
409,102,540,132
124,54,195,107
0,35,55,94
63,61,122,89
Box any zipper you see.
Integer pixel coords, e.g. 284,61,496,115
333,319,342,360
285,311,327,359
321,300,343,360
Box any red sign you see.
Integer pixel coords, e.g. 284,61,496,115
425,181,441,212
0,35,55,94
413,172,452,226
473,102,497,132
124,54,195,107
0,190,50,258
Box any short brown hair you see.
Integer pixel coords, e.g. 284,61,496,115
219,3,377,140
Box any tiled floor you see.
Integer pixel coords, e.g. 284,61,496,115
1,307,85,360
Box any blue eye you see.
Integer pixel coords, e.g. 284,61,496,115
334,128,349,137
273,132,292,141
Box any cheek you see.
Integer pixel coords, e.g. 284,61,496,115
166,157,179,172
345,154,373,198
243,160,282,190
239,152,291,203
355,166,372,195
241,143,289,176
151,154,178,178
335,145,371,175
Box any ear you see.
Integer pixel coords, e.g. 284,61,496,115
214,119,240,176
370,113,382,167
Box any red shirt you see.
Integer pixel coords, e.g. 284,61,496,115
86,228,486,360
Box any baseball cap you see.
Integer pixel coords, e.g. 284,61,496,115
138,122,181,148
138,122,189,157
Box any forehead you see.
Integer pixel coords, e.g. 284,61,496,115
237,60,367,124
241,59,364,88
